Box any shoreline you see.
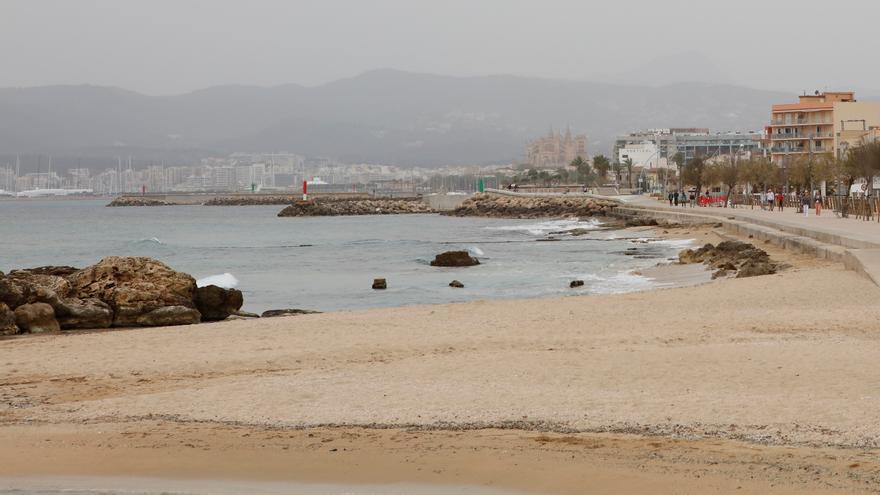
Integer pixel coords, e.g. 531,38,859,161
3,227,877,494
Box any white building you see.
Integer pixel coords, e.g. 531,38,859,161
617,141,668,169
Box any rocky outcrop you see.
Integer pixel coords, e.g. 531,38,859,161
1,257,257,334
68,257,199,327
1,268,113,330
0,303,18,335
445,194,616,219
570,280,585,288
135,305,201,326
194,285,244,321
107,197,172,207
430,251,480,267
278,198,434,217
449,280,464,288
261,308,321,318
679,241,778,279
372,278,387,290
14,302,60,334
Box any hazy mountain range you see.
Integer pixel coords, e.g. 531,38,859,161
0,68,791,170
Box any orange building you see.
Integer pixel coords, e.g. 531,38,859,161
769,91,880,166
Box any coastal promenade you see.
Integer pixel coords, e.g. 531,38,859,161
616,195,880,286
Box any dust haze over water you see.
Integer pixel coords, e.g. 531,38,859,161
2,0,879,167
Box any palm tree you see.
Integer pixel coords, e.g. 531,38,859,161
592,154,611,181
569,156,593,184
611,161,623,186
624,158,634,189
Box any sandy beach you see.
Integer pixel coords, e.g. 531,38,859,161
2,227,879,494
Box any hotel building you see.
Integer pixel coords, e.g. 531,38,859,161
769,91,880,166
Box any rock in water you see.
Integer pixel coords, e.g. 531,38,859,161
449,280,464,288
0,302,19,335
194,285,244,321
261,309,321,318
277,197,434,217
67,256,199,327
372,278,387,290
14,302,60,334
430,251,480,267
570,280,585,288
445,193,616,219
135,306,201,327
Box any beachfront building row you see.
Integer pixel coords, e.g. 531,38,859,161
614,128,764,170
768,91,880,166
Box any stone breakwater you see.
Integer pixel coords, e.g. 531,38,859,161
204,195,316,206
107,197,172,207
0,257,243,335
445,194,617,219
278,198,434,217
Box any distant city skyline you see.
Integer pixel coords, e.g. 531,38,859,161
3,0,880,95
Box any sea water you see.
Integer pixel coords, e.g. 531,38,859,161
0,200,692,313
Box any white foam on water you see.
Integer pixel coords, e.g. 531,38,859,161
487,218,601,236
650,238,697,250
468,246,485,256
135,237,164,245
574,270,654,295
196,273,239,289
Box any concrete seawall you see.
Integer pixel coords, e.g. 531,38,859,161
611,203,880,287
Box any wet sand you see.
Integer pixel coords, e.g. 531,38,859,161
1,227,879,494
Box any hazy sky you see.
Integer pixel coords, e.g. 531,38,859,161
3,0,880,95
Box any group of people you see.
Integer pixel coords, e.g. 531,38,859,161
760,189,823,217
666,190,708,207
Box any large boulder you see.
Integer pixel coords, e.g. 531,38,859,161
0,273,32,309
194,285,243,321
0,303,18,335
14,302,60,334
67,257,198,327
135,306,201,327
53,296,114,330
430,251,480,267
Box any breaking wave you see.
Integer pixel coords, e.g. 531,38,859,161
196,272,239,289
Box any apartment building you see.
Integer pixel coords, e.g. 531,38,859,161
769,91,880,165
614,128,763,168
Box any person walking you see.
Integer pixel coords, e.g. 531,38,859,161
801,191,810,217
815,191,823,216
776,191,784,212
767,189,775,211
668,192,674,206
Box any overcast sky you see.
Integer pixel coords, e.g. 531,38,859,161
3,0,879,95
